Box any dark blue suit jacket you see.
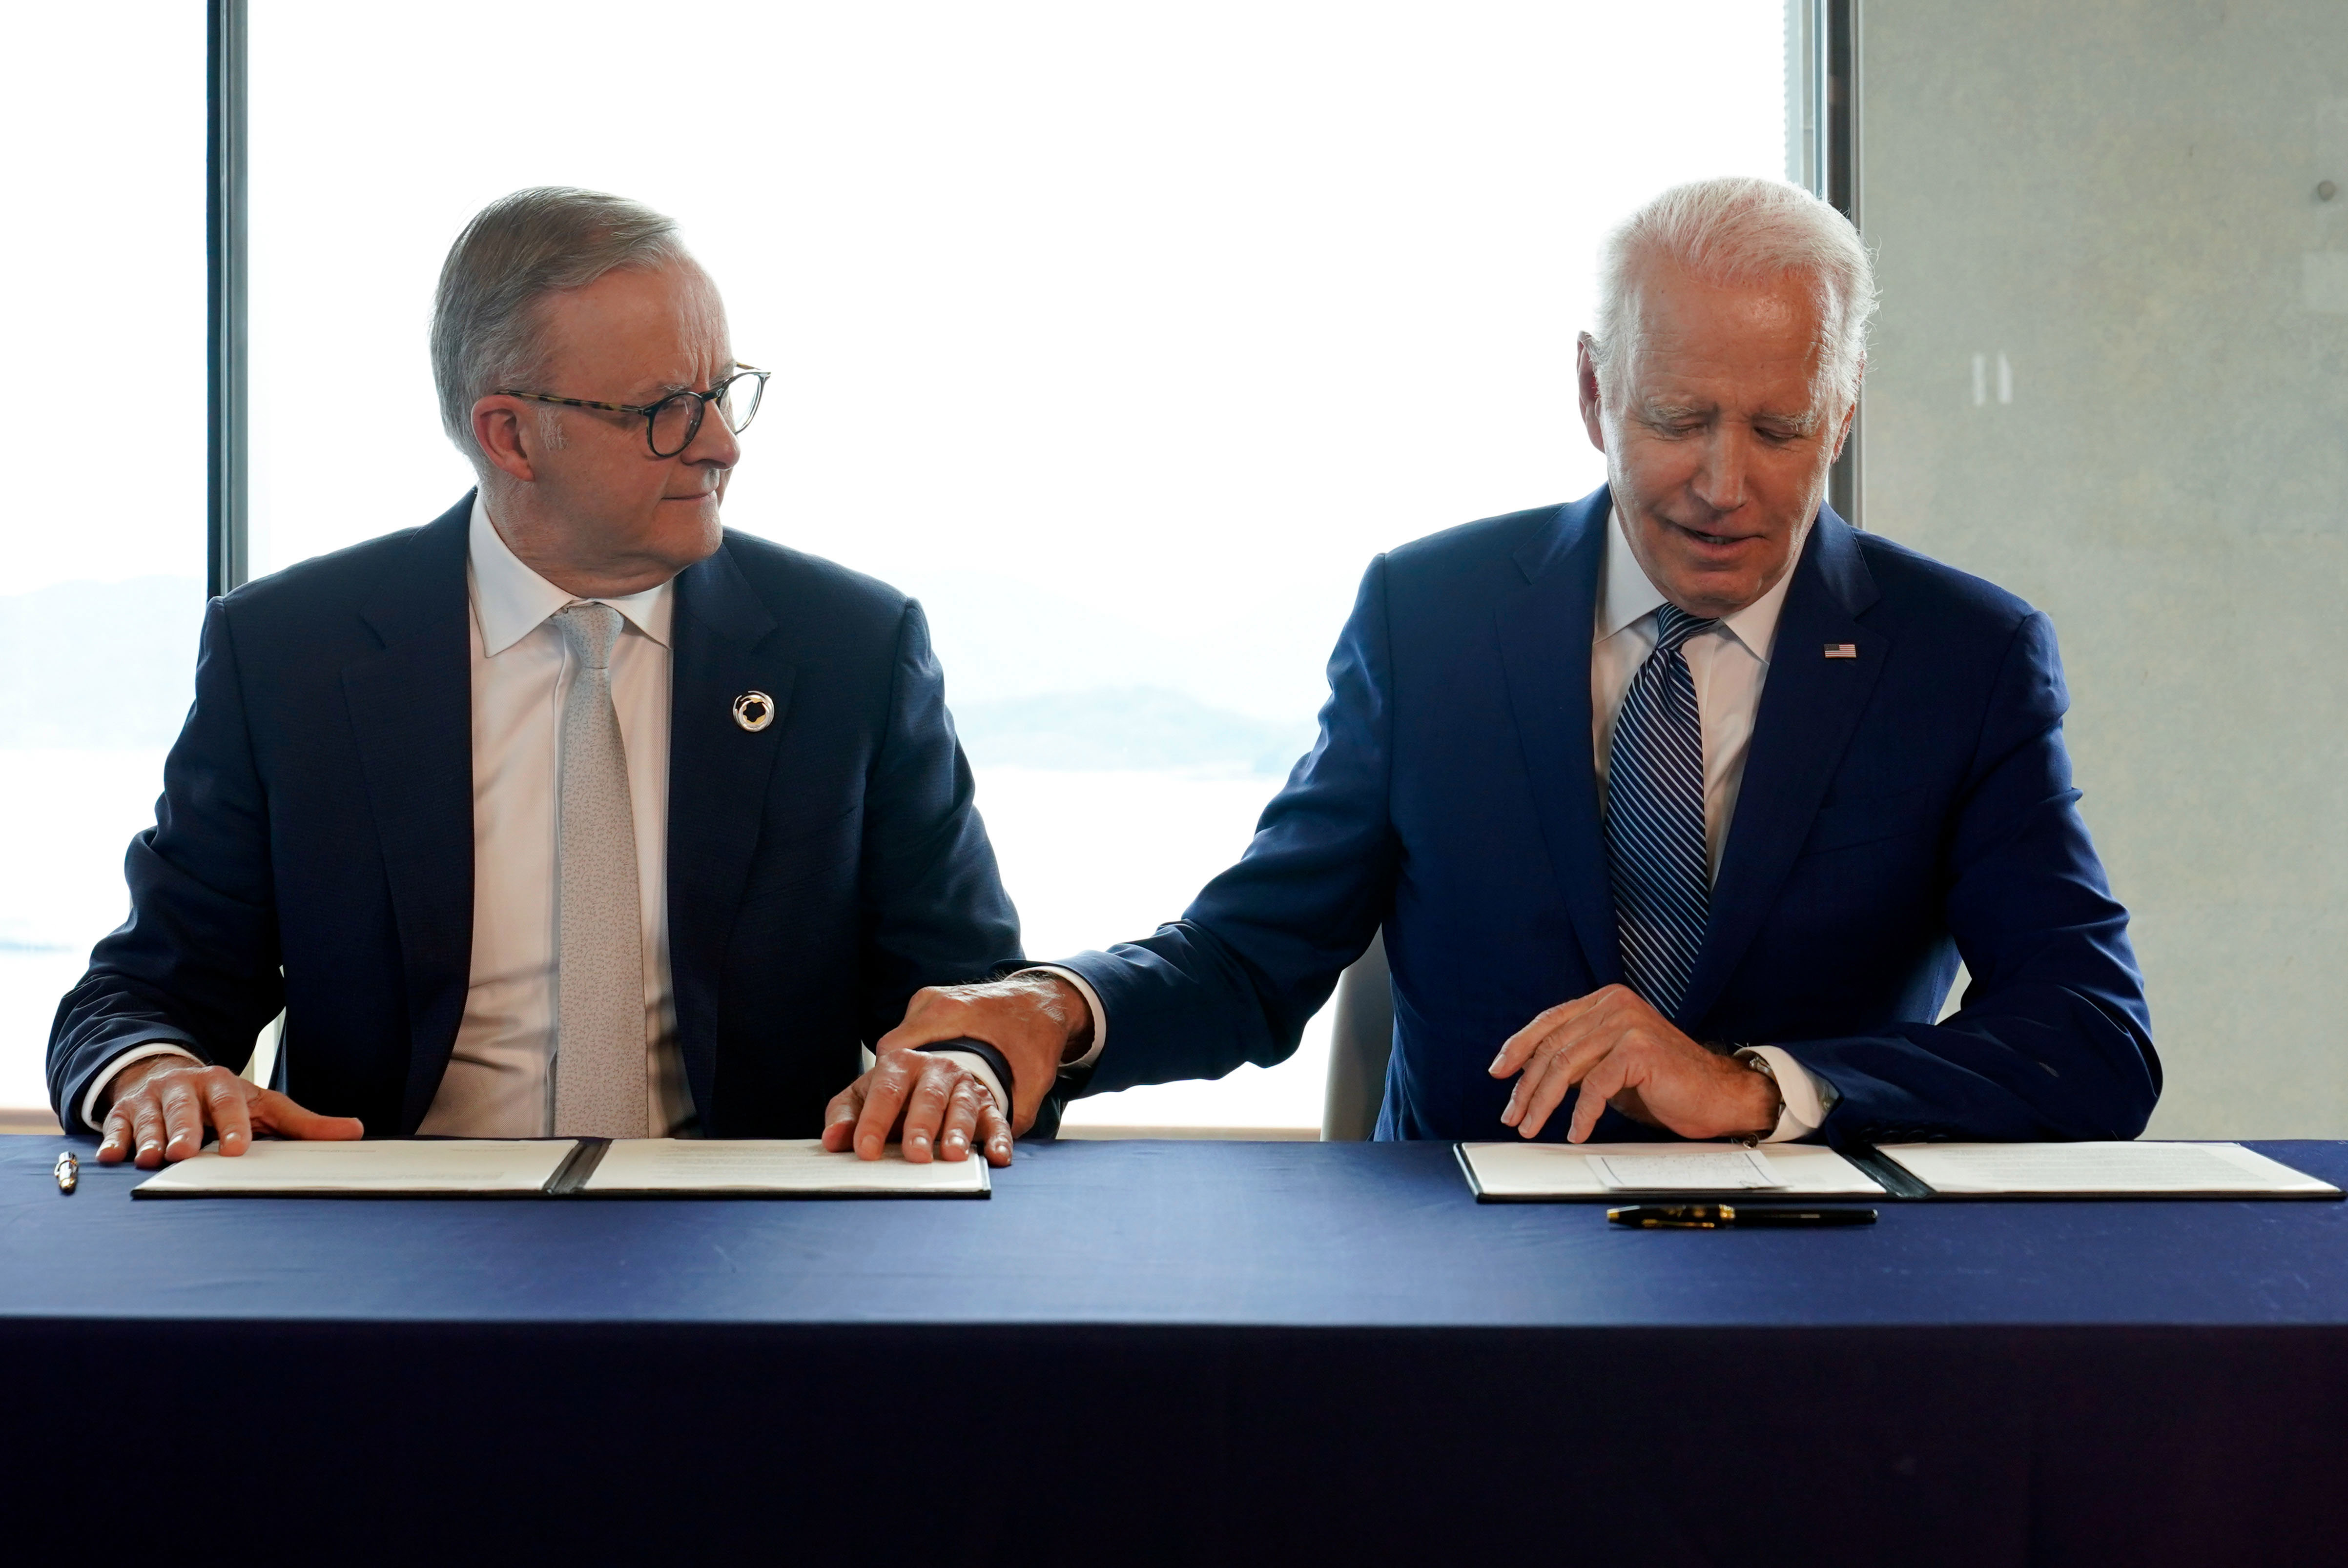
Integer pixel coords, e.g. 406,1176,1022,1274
48,495,1021,1136
1062,489,2159,1144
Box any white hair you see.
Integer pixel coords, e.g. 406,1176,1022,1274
429,186,692,466
1588,176,1877,408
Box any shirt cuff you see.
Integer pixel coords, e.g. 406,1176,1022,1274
1018,965,1105,1072
80,1042,203,1133
1740,1046,1833,1143
922,1049,1008,1116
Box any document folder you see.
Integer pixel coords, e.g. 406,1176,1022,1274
131,1137,990,1199
1863,1141,2340,1199
1456,1139,2341,1202
1458,1141,1886,1201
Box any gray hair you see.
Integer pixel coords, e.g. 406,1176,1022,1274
1588,176,1877,408
430,186,691,457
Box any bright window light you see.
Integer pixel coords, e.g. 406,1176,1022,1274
0,8,206,1111
239,2,1784,1131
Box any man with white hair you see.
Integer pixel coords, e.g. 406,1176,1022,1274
51,187,1023,1164
832,175,2158,1153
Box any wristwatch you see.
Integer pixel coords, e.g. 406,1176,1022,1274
1730,1046,1785,1145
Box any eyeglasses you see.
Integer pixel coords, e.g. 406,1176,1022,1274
495,365,769,458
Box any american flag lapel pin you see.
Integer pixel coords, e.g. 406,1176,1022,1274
1824,643,1858,659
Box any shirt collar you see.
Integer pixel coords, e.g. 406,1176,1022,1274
1593,503,1810,663
467,491,675,657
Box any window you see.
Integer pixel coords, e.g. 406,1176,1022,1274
2,2,1789,1126
0,10,207,1115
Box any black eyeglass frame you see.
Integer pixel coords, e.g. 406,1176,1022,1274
494,365,769,458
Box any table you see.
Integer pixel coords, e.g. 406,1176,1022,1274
6,1134,2347,1565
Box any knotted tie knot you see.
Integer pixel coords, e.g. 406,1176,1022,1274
555,602,624,672
1650,602,1718,656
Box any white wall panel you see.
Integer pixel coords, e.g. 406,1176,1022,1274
1860,0,2348,1134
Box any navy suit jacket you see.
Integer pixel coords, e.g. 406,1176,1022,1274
1062,489,2159,1145
48,494,1021,1136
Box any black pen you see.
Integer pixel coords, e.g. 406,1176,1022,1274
1607,1203,1875,1229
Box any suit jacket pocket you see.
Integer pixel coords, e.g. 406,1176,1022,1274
1801,784,1933,855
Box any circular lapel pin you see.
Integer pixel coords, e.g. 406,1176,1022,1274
732,690,775,732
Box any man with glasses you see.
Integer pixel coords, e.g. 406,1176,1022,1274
50,187,1023,1165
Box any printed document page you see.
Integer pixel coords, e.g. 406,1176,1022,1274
1876,1141,2340,1196
134,1139,577,1197
1586,1150,1786,1191
583,1138,991,1196
1460,1140,1886,1200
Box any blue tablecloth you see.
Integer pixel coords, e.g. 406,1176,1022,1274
7,1133,2347,1565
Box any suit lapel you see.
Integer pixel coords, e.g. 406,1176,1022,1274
1677,508,1888,1028
1495,491,1620,987
665,539,789,1121
341,496,476,1132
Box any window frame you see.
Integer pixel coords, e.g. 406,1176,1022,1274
208,0,248,596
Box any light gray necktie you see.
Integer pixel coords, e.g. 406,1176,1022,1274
551,603,648,1138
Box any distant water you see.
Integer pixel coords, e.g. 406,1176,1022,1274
973,766,1332,1132
0,583,199,1104
0,749,164,1108
954,686,1315,776
0,577,204,748
0,578,1334,1125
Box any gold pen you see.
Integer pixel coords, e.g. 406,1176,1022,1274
1607,1203,1876,1228
54,1151,78,1195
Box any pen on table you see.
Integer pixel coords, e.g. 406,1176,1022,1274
1607,1203,1875,1229
55,1151,78,1195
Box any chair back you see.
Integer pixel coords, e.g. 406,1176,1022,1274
1320,928,1394,1140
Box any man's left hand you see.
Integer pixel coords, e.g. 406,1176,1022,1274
1487,984,1780,1142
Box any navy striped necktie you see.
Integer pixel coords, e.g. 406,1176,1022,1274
1606,602,1718,1018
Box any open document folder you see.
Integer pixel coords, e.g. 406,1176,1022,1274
1870,1141,2339,1199
1456,1139,2340,1202
131,1138,990,1199
1458,1142,1886,1202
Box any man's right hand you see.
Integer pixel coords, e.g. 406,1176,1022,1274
838,972,1093,1153
96,1057,365,1169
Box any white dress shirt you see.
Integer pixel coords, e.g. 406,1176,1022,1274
1592,506,1800,878
1039,506,1832,1140
417,495,693,1137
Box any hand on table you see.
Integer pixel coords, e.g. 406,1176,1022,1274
96,1057,365,1169
822,971,1094,1164
1487,984,1780,1142
821,1051,1016,1167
